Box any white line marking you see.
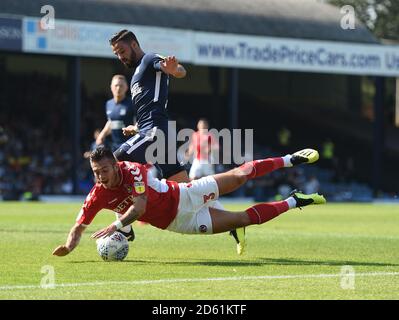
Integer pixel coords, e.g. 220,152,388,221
1,271,398,291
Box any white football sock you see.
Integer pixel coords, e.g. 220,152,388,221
285,196,297,209
282,155,293,167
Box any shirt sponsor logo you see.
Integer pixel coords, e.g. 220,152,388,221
114,195,134,213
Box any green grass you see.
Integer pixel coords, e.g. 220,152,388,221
0,202,399,299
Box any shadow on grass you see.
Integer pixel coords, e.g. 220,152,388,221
68,257,399,267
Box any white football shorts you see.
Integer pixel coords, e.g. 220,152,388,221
166,175,220,234
189,158,215,179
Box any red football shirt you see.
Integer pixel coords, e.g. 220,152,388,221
76,162,180,229
191,131,217,161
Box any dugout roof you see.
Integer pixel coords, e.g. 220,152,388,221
0,0,378,44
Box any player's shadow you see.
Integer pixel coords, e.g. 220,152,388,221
164,258,399,268
201,257,399,267
68,257,399,267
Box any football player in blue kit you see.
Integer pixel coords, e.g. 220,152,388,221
109,29,188,182
109,30,246,254
96,75,135,152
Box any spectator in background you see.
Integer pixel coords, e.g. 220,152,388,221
304,175,320,194
277,126,291,153
322,139,335,166
322,139,343,182
343,156,355,183
186,118,219,180
96,75,135,152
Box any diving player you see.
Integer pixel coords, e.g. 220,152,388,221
52,146,324,256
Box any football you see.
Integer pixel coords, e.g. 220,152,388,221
96,232,129,261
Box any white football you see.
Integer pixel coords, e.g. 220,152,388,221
96,232,129,261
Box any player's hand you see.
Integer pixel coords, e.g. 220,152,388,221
52,245,70,256
160,56,179,75
122,125,138,136
83,151,91,159
91,224,117,239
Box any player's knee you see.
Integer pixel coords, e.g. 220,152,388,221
232,168,247,185
239,212,252,226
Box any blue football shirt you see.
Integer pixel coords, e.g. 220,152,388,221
105,96,135,149
130,53,170,134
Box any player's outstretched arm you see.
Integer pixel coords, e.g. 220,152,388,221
96,120,112,145
52,223,86,256
91,195,147,239
160,56,186,78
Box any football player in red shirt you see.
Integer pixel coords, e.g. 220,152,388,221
186,118,219,180
53,147,325,256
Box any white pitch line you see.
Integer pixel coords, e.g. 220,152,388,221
1,271,399,291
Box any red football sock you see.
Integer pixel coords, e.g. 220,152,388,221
239,158,284,179
246,201,289,224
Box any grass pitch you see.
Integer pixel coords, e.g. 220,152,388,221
0,201,399,300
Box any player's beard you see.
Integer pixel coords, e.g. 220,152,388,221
122,49,136,69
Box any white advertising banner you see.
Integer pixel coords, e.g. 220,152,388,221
194,32,399,76
22,17,193,61
22,16,399,76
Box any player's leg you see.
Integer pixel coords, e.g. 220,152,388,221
159,137,191,182
113,131,153,163
213,148,319,253
168,169,190,183
168,187,325,236
213,148,319,196
212,157,285,195
209,190,326,234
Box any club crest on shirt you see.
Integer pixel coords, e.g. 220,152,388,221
134,182,146,194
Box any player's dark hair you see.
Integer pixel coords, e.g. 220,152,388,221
109,29,140,46
90,146,117,163
198,118,209,126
